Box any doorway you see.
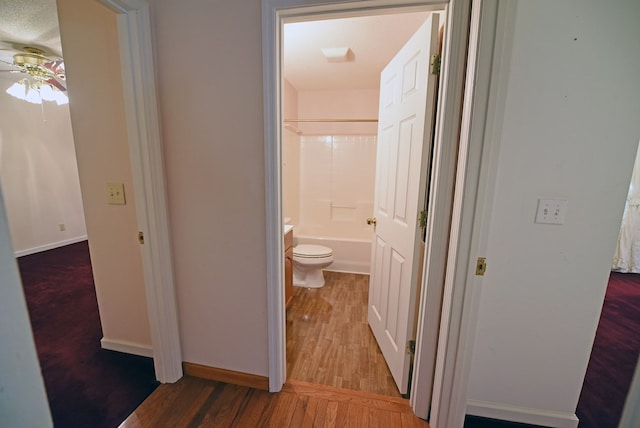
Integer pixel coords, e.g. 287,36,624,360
281,10,443,399
58,0,182,383
577,141,640,427
0,0,160,423
267,0,482,424
279,0,439,404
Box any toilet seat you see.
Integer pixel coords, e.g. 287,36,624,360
293,244,333,259
292,244,334,288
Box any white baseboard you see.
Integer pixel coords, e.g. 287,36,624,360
466,399,579,428
326,262,370,275
14,235,89,257
100,338,153,358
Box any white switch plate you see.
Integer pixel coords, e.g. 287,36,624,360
535,199,568,225
107,183,126,205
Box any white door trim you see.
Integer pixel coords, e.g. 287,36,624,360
409,0,471,416
96,0,183,383
620,357,640,427
428,1,518,426
262,0,498,425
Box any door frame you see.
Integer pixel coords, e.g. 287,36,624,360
95,0,183,383
262,0,502,424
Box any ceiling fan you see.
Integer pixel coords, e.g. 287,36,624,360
1,46,68,104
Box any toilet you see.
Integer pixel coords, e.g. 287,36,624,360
292,244,333,288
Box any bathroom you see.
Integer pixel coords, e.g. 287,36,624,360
282,85,378,278
282,11,431,279
281,10,436,397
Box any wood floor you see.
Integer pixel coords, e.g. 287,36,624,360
287,271,401,398
121,272,425,427
120,376,427,427
576,271,640,427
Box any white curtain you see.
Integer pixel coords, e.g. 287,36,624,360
613,141,640,273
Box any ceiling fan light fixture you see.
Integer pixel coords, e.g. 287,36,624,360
53,88,69,105
24,85,42,105
39,83,56,101
5,79,67,105
6,79,28,99
5,79,41,104
14,52,47,68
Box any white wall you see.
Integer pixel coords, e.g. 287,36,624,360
297,89,379,135
467,1,640,426
56,0,152,355
151,0,269,375
0,94,86,255
283,79,300,225
0,191,52,427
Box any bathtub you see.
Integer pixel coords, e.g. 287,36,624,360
293,232,371,275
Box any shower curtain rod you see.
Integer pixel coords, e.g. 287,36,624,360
283,118,378,123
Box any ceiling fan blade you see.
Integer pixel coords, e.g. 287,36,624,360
0,59,20,68
47,60,64,70
47,76,66,92
43,60,62,74
41,60,66,84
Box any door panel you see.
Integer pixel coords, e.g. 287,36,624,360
368,13,439,395
371,236,387,322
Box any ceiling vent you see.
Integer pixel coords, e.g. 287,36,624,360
321,47,352,62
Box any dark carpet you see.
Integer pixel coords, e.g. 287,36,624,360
576,271,640,428
464,415,545,428
18,241,159,428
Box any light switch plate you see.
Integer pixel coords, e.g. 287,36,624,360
107,183,126,205
535,199,567,225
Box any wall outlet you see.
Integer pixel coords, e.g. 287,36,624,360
107,183,126,205
535,199,568,225
59,223,65,231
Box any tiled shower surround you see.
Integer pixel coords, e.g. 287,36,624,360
298,135,377,240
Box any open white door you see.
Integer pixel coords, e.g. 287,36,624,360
368,13,440,395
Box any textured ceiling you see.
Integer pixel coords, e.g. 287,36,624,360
0,0,62,85
0,0,62,57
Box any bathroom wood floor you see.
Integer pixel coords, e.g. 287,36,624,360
286,271,401,398
119,376,427,427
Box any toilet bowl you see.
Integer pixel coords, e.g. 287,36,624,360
292,244,333,288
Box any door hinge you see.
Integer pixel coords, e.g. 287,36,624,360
475,257,487,276
406,340,416,355
430,54,441,75
418,210,428,229
138,231,145,245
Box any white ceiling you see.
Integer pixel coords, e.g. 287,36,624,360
0,0,62,82
0,0,62,55
283,12,431,91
